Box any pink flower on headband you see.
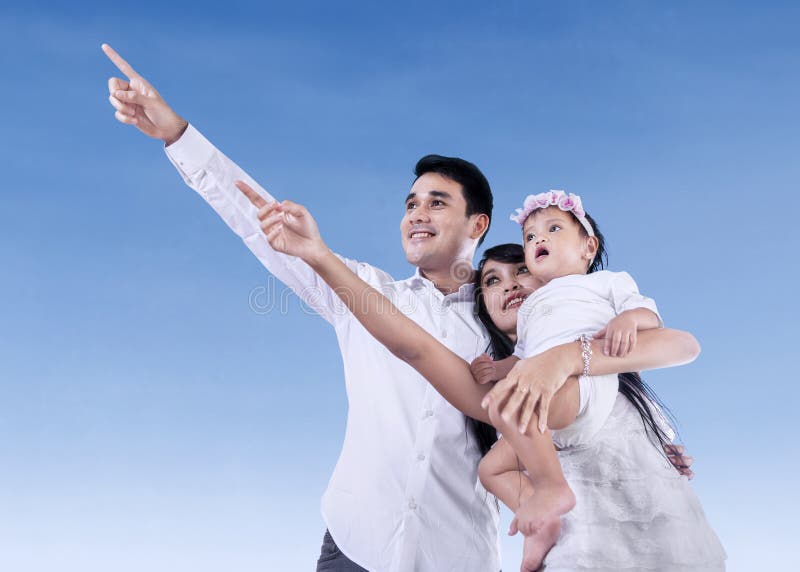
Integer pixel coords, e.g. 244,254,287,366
557,193,585,217
510,189,594,236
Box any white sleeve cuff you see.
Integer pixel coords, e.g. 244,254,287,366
164,124,216,174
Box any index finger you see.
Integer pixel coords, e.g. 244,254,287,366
235,180,268,209
101,43,139,78
481,375,513,408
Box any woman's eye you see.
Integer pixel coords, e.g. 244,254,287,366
484,277,498,286
549,224,561,232
518,266,529,274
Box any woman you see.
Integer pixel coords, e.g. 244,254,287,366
471,244,723,570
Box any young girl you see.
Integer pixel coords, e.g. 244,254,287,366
244,186,725,571
474,192,664,539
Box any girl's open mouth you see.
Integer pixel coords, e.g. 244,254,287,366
534,246,549,262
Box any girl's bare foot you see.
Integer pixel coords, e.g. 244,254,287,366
509,481,575,536
520,517,561,572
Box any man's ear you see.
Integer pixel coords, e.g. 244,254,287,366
470,213,490,241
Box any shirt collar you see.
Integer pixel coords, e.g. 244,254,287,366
404,268,476,302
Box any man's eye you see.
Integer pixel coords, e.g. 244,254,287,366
526,233,536,242
549,224,561,232
406,202,416,210
431,200,444,207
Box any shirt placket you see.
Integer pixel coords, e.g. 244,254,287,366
394,286,450,570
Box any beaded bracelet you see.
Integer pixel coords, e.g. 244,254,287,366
578,334,593,376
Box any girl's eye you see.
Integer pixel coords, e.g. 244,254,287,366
518,266,529,275
525,233,536,242
549,224,561,232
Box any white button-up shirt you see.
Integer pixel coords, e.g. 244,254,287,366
165,126,500,572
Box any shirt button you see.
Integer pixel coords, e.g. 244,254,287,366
441,330,448,339
417,453,426,461
423,410,434,418
408,498,417,509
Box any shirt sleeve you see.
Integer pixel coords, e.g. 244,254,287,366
512,318,526,359
608,271,664,327
164,124,395,325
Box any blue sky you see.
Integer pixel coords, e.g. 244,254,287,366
1,1,797,570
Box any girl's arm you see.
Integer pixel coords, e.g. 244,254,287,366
470,355,520,385
494,356,520,380
595,307,662,357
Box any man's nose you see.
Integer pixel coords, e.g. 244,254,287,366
411,205,431,223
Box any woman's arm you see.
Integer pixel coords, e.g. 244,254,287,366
247,197,493,422
311,248,492,421
484,328,701,433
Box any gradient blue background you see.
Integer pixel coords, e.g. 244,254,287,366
1,1,797,570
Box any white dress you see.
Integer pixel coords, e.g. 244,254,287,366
544,394,727,571
512,271,726,570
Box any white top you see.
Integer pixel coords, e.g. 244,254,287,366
164,125,500,572
514,270,662,359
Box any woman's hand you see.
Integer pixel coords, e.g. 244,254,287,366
236,181,328,263
665,444,694,479
481,344,577,434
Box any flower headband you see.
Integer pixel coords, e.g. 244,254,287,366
509,190,594,237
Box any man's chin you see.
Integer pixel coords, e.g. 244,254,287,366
404,247,434,268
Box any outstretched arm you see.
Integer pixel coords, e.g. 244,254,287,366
241,193,493,422
102,44,395,324
102,43,188,144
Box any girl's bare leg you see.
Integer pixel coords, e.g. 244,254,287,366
478,439,534,516
487,378,581,569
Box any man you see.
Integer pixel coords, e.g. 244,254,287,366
102,44,694,571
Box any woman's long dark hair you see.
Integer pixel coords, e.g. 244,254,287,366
468,238,678,458
466,244,523,456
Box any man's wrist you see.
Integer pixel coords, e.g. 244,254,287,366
164,119,189,147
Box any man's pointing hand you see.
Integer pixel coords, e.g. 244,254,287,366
102,43,188,145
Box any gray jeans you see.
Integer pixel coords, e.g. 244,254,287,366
315,529,501,571
316,529,369,571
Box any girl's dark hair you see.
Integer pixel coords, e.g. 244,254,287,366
582,212,608,274
468,241,679,459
